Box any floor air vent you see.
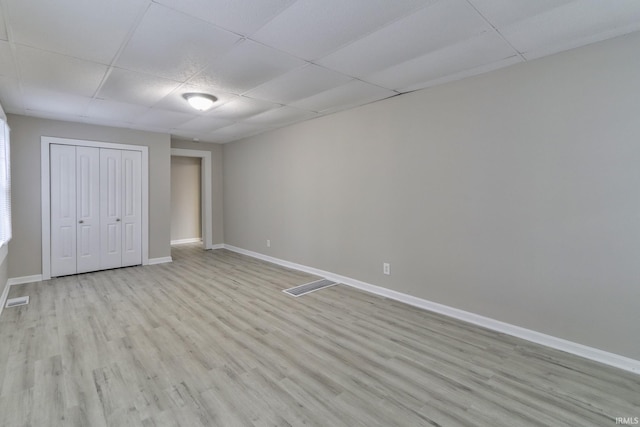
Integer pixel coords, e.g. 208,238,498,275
5,296,29,308
283,279,337,297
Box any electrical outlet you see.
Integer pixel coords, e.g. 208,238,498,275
383,263,390,275
267,239,271,247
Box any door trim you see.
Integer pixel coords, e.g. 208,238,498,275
41,136,149,280
170,148,213,250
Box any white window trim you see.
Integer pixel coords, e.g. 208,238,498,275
0,116,10,264
0,242,7,265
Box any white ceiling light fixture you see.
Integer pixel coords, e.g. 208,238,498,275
183,93,218,111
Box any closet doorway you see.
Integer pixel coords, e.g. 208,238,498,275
41,137,149,280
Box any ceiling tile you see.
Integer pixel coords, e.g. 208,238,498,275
317,0,491,78
402,55,523,93
244,105,317,127
81,116,134,129
133,108,194,129
154,83,237,114
291,80,396,113
116,4,241,82
173,116,234,133
0,41,16,79
244,64,352,104
170,129,206,141
0,76,24,113
367,31,518,91
208,122,272,143
85,99,148,123
151,0,296,35
206,97,279,121
23,109,86,123
23,88,92,116
188,39,306,95
17,45,108,97
467,0,574,28
251,0,433,60
4,0,148,63
97,68,181,106
500,0,640,59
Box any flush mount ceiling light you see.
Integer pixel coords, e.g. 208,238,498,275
183,93,218,111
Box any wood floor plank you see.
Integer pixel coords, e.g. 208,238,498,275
0,244,638,426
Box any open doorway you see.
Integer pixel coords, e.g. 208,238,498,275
171,156,201,245
170,149,213,249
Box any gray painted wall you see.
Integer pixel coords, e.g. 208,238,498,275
171,156,201,241
7,114,171,278
223,32,640,360
171,139,225,245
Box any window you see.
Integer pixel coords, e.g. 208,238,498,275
0,117,11,249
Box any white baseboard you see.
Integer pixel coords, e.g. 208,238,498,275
171,238,202,245
1,274,44,319
208,244,224,250
0,278,10,319
147,256,173,265
223,244,640,375
7,274,44,286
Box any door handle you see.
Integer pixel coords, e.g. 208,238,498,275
116,218,121,222
78,220,84,224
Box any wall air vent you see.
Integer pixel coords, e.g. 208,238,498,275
5,296,29,308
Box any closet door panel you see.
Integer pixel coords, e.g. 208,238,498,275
51,144,77,277
121,150,142,267
100,148,122,269
76,146,101,273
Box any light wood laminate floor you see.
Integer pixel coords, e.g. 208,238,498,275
1,245,638,426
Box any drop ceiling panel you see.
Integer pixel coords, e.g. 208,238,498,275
244,105,317,127
1,0,639,143
188,39,307,95
500,0,640,59
467,0,574,28
174,116,234,133
81,116,133,129
245,64,352,104
133,108,193,129
17,46,108,97
0,41,16,79
402,55,523,93
291,80,396,113
318,0,491,78
23,89,92,116
116,4,241,82
170,129,206,141
0,76,24,112
208,123,273,143
25,109,87,124
151,0,297,35
4,0,148,63
98,68,181,106
86,99,148,123
207,97,280,121
251,0,432,60
367,31,517,91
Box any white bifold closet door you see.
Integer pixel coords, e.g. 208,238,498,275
51,144,141,277
77,146,101,273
